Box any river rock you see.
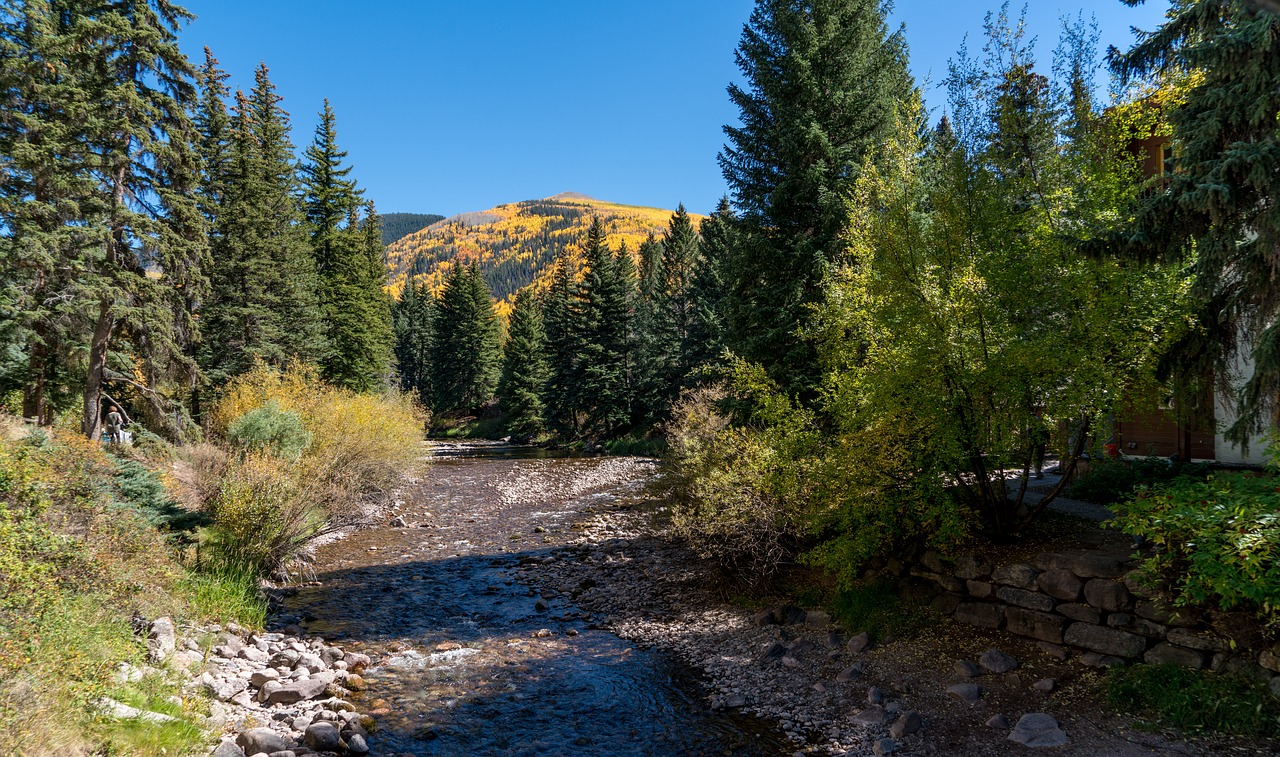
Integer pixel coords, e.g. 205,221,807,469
98,697,175,724
266,677,330,705
295,653,325,673
1008,713,1069,747
836,663,864,682
148,617,177,663
986,713,1011,729
980,649,1018,674
303,722,341,752
946,683,981,703
872,737,897,756
203,673,249,702
236,728,292,755
251,669,280,687
854,705,888,726
953,659,981,678
347,733,369,754
847,631,872,655
1032,678,1055,692
209,739,245,757
890,711,921,738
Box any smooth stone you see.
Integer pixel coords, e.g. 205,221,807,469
847,631,872,655
1032,678,1055,692
946,683,981,703
236,728,293,756
836,663,864,682
953,659,981,678
347,733,370,754
872,737,897,756
148,617,177,662
986,713,1011,729
1008,713,1069,747
303,722,341,752
210,739,245,757
266,677,330,705
979,649,1019,674
890,711,921,738
854,704,888,726
251,669,281,687
866,686,883,704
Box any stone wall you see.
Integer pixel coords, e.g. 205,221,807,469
894,547,1279,687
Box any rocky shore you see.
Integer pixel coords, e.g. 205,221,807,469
116,617,381,757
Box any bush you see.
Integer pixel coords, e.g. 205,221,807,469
664,379,816,588
1106,663,1280,737
226,400,312,460
204,364,426,575
1066,456,1211,505
1111,464,1280,625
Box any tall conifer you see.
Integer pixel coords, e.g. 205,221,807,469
719,0,912,392
498,287,550,439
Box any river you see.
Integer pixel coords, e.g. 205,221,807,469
271,441,792,756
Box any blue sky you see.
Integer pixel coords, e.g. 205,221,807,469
177,1,1170,218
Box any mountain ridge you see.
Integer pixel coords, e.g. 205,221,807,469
385,193,702,315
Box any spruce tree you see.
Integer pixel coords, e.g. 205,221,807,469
718,0,913,392
194,46,231,225
300,99,360,277
70,0,210,439
542,248,581,437
574,218,631,438
431,263,500,413
1108,0,1280,440
687,197,735,372
323,202,394,391
392,281,435,403
498,287,550,439
654,205,702,402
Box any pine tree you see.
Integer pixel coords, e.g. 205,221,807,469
431,263,500,413
574,218,631,438
194,46,231,225
498,287,549,439
70,0,210,439
199,74,323,386
323,202,394,392
630,234,667,426
542,248,581,437
718,0,913,392
687,197,735,372
654,205,702,402
392,281,435,403
300,99,360,277
0,0,99,424
1107,0,1280,440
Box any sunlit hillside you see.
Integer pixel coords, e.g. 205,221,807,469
385,192,701,315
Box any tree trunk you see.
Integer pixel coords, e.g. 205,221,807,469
22,320,48,424
82,298,115,439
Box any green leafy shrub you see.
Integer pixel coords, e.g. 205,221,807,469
1111,466,1280,624
226,400,312,460
664,374,818,588
206,453,317,575
109,457,207,535
1066,456,1211,505
1106,663,1280,737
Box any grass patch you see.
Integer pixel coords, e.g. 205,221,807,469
176,563,267,628
1105,663,1280,737
829,578,941,641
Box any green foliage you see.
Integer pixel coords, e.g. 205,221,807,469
573,218,633,438
718,0,912,392
393,282,436,404
1105,664,1280,737
664,373,821,586
1108,1,1280,442
379,212,444,246
828,579,940,642
431,263,502,413
498,288,549,439
1111,464,1280,625
1065,456,1211,505
225,401,312,460
109,457,208,535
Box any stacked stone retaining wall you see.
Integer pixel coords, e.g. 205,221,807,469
893,547,1279,688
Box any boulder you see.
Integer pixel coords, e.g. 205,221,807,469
265,677,330,705
1135,600,1197,627
1105,613,1166,638
209,739,245,757
1064,623,1146,659
946,683,981,703
1006,608,1066,644
890,711,921,738
1069,551,1128,579
147,617,177,663
847,632,872,655
992,563,1038,589
805,609,832,628
954,554,994,580
872,738,897,756
979,649,1019,674
965,580,995,599
203,673,249,702
1083,579,1133,612
996,586,1055,612
294,653,326,673
1037,570,1083,602
986,714,1011,729
1008,713,1069,748
303,722,341,752
347,733,370,754
930,592,962,615
1032,678,1055,692
953,660,981,678
251,669,280,687
1056,603,1101,624
235,728,292,756
836,663,864,683
1165,628,1227,652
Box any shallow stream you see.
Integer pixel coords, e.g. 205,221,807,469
273,442,790,756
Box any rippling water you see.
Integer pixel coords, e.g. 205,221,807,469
274,442,790,756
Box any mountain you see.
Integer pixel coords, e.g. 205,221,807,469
379,212,446,246
385,193,700,315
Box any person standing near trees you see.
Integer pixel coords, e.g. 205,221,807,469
105,405,125,445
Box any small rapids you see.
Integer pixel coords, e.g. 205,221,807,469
273,441,790,756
